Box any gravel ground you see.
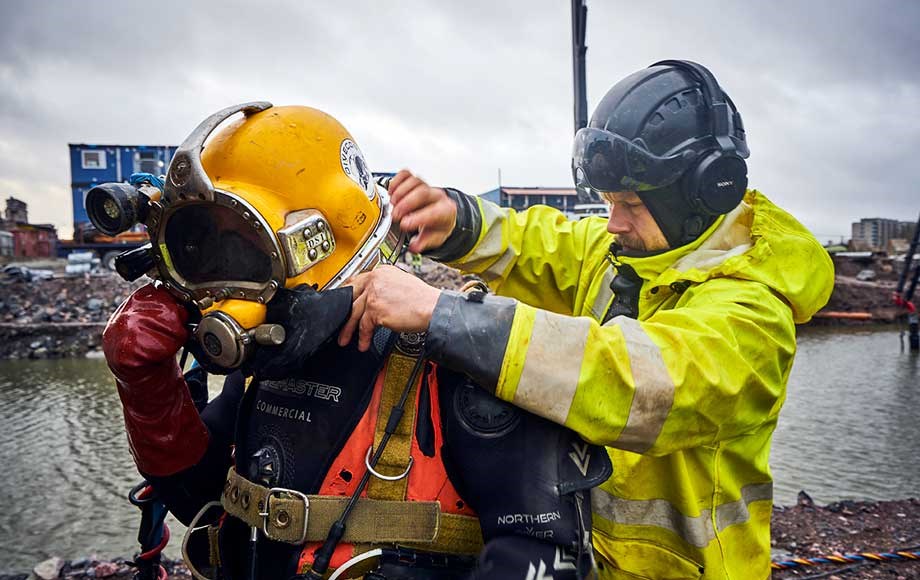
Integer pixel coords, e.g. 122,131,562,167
772,494,920,579
7,495,918,579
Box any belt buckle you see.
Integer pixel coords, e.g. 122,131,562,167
259,487,309,544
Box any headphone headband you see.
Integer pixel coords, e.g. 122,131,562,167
650,59,733,151
644,60,748,229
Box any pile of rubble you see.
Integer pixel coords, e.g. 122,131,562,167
0,256,468,360
0,274,142,359
818,275,903,323
772,493,920,579
0,273,141,325
4,255,904,360
411,255,468,289
0,555,189,580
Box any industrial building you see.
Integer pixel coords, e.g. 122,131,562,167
0,197,58,259
480,186,579,213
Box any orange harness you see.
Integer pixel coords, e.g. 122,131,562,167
294,352,481,573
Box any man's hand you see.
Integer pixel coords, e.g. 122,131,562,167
389,169,457,253
338,265,442,351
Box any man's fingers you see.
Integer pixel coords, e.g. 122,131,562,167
387,169,413,198
400,201,451,236
390,174,422,209
338,291,368,347
357,304,377,352
343,271,370,297
408,228,431,254
392,183,435,223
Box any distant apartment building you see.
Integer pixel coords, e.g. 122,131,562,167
851,217,916,251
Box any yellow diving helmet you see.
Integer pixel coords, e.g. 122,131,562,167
147,102,398,369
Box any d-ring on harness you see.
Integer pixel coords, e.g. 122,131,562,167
365,446,413,481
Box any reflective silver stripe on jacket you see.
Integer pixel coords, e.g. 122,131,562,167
591,482,774,548
715,483,774,532
605,316,675,453
589,265,615,321
512,309,590,424
464,202,515,282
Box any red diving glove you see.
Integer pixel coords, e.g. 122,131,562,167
102,283,209,477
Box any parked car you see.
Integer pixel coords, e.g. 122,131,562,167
856,269,877,281
1,265,54,283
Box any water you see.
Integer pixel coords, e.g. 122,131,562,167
0,359,193,573
771,325,920,505
0,327,918,572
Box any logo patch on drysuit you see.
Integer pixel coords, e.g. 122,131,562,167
255,399,312,422
340,139,374,200
568,441,591,476
260,378,342,403
525,548,577,580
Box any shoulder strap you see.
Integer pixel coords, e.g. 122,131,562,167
366,349,423,501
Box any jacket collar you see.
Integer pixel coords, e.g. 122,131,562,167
612,191,761,289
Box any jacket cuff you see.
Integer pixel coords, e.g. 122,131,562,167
423,188,482,262
426,290,515,393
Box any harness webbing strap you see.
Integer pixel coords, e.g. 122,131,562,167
404,513,485,555
207,524,221,569
366,352,420,502
222,467,441,545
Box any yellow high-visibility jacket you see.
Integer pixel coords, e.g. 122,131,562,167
425,190,834,579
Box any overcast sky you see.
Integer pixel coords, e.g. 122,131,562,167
1,0,918,241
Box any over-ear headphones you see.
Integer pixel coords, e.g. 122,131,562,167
650,60,748,217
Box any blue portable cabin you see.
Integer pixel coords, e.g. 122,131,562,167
68,144,177,232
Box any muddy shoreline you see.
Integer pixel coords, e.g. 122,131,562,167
771,495,920,579
3,496,917,579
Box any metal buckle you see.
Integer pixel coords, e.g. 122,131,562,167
259,487,310,544
364,446,413,482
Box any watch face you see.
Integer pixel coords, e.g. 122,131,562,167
454,382,520,438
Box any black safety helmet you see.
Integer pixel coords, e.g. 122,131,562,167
572,60,749,248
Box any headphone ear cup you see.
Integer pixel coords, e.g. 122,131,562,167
684,152,747,215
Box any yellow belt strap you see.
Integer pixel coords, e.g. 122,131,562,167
367,352,420,501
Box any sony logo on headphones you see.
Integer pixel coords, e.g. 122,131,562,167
716,180,734,188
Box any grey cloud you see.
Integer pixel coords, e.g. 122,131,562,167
1,0,917,238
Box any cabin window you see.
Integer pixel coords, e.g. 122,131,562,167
81,150,106,169
135,150,160,174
